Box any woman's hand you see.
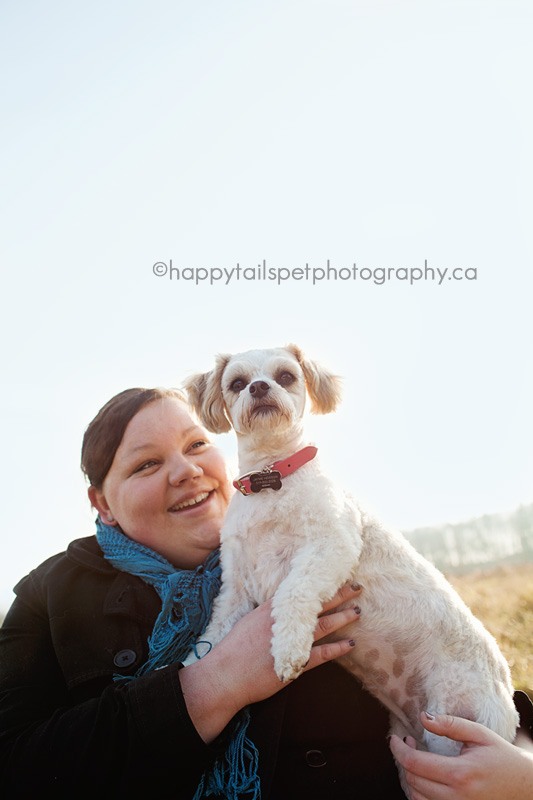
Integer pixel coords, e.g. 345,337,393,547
389,711,533,800
179,581,362,743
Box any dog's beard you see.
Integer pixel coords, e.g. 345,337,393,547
231,397,297,435
250,403,279,418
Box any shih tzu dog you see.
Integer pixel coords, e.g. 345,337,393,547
183,345,518,795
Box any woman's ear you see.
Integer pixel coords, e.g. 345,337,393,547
286,343,343,414
88,486,117,526
183,353,233,433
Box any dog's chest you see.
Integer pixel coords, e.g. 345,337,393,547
222,469,352,604
224,498,298,603
250,541,296,604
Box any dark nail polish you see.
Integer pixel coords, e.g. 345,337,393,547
351,582,361,591
353,606,361,615
348,639,356,647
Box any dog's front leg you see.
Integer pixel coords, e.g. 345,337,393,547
270,538,360,682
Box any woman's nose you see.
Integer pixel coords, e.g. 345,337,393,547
168,455,203,484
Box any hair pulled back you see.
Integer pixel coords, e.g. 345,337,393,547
81,387,186,489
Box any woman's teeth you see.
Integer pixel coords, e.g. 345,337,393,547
171,492,210,511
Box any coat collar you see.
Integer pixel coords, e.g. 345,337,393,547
67,535,116,573
67,534,161,625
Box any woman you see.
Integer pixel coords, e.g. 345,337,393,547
0,387,531,799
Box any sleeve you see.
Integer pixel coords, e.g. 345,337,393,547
514,690,533,743
0,586,233,797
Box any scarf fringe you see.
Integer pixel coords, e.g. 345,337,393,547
95,519,261,799
193,711,260,800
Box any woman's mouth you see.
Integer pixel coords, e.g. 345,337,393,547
168,491,212,512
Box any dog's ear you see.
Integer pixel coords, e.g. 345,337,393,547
286,344,342,415
183,354,233,433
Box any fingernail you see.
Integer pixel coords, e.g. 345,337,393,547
403,736,407,743
348,639,356,647
424,711,435,720
353,606,361,615
351,582,362,591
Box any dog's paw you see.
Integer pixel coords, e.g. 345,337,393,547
274,655,309,683
272,635,312,682
271,614,315,682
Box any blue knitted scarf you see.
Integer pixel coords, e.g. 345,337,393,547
95,517,260,800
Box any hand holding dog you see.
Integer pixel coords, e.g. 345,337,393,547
390,711,533,800
179,581,362,744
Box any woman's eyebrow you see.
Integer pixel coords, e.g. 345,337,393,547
128,443,157,454
127,427,201,454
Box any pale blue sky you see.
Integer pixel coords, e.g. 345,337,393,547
1,0,532,611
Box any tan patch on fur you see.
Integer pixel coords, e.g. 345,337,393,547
390,688,401,704
406,670,423,698
393,640,412,657
365,648,380,663
402,699,417,726
373,668,389,686
392,656,405,678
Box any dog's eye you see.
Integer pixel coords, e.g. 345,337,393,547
230,377,247,393
277,372,295,387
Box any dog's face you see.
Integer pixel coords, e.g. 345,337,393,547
220,348,307,436
184,344,342,436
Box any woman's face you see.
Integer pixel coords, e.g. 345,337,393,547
89,397,233,569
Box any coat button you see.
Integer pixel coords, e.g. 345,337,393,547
113,649,137,668
305,749,327,768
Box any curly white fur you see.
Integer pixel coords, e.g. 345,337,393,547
183,345,519,798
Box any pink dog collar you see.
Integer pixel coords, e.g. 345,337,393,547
233,445,318,496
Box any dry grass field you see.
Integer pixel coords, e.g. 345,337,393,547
448,561,533,695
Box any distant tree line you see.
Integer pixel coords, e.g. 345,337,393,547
405,502,533,574
1,504,531,620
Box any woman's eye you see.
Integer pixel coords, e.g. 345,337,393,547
134,460,158,473
277,372,295,387
230,378,247,393
190,440,208,450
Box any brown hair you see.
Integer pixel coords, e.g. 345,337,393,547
81,387,186,489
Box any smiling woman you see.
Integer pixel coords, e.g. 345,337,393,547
84,389,232,568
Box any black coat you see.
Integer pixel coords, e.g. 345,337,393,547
1,536,528,799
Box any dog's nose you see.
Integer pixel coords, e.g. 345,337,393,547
249,380,270,399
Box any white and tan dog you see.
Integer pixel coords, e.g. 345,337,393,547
183,345,518,794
